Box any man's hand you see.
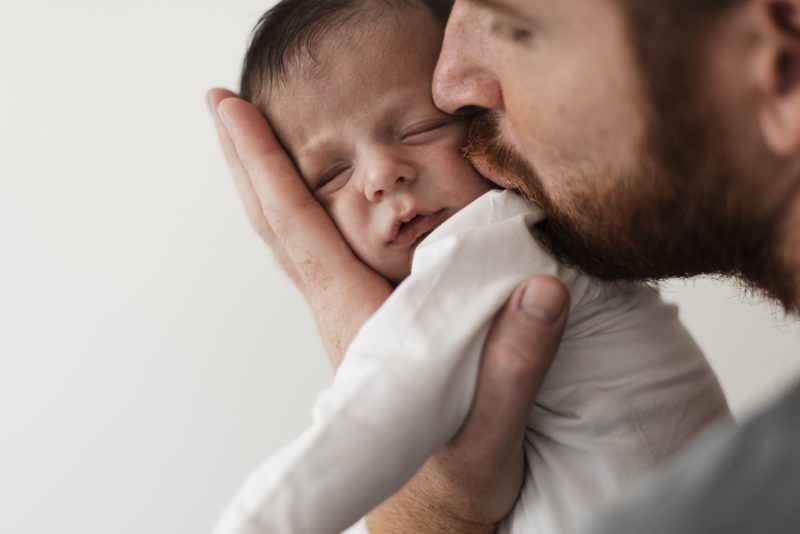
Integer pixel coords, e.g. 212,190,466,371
367,277,569,532
206,88,569,530
206,88,392,366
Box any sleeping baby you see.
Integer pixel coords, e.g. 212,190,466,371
214,1,731,533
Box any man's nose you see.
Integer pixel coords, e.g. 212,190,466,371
433,1,504,114
363,150,417,203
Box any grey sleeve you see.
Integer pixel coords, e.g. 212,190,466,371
584,380,800,534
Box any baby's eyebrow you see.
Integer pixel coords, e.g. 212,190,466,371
292,139,340,184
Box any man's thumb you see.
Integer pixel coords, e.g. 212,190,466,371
450,276,570,469
519,276,570,324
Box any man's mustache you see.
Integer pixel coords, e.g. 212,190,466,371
462,111,549,210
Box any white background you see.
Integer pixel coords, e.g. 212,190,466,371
2,2,800,533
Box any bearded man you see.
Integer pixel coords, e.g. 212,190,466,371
207,0,800,532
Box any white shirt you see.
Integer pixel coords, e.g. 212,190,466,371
214,190,730,534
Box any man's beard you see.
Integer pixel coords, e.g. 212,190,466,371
462,65,796,309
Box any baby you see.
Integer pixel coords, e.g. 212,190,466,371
214,1,731,533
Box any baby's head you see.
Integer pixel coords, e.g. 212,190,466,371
241,0,491,282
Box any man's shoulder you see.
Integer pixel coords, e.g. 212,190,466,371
587,380,800,534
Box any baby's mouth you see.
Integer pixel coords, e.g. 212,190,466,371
388,209,447,248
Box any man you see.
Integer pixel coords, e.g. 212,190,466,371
207,0,800,531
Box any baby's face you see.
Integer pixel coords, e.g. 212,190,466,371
267,9,491,283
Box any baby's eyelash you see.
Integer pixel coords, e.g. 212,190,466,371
401,119,456,141
315,166,349,190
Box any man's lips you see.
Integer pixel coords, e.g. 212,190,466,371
468,153,513,189
387,209,448,248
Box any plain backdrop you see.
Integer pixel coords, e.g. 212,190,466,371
2,2,800,533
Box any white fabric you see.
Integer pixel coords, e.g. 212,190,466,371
214,190,730,534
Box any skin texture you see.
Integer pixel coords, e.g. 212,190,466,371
209,0,800,530
265,9,492,283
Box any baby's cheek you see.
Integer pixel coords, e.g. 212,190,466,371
443,154,494,204
327,198,369,250
326,195,397,277
377,248,412,285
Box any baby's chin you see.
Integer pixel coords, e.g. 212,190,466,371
375,216,453,284
382,256,412,287
349,241,410,286
366,246,418,286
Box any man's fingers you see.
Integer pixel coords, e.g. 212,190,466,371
206,88,305,289
216,96,358,279
206,89,271,241
450,276,570,472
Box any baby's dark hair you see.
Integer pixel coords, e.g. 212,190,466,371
240,0,452,105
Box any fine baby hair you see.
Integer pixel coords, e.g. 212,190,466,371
239,0,452,106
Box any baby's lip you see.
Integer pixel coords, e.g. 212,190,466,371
387,209,448,248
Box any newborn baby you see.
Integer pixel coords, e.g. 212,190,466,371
214,1,731,533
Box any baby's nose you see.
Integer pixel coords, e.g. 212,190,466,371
367,175,413,203
364,156,417,203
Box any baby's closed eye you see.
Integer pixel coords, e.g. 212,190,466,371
400,118,460,145
313,165,352,192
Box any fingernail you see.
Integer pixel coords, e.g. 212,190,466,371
520,280,567,323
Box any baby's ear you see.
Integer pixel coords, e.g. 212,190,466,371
756,0,800,155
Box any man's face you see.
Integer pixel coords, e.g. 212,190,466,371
435,0,649,212
267,8,491,283
434,0,796,305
